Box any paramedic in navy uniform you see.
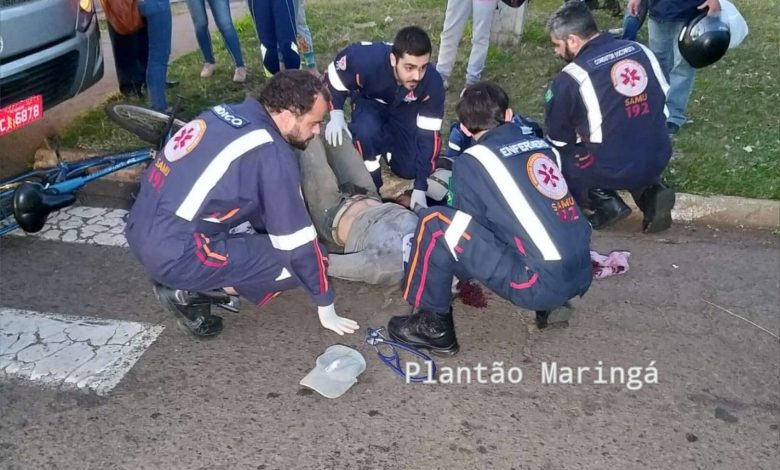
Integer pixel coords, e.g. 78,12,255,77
387,83,593,356
544,2,675,233
125,70,359,338
324,26,446,212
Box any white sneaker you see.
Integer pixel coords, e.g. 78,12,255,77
200,63,216,78
233,67,247,83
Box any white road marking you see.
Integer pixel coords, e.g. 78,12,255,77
9,206,129,247
0,308,164,395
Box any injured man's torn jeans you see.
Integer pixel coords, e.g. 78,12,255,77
298,136,418,285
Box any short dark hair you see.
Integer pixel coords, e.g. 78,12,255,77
258,70,330,116
546,1,599,40
392,26,432,58
456,82,510,134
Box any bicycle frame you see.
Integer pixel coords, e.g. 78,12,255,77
0,148,154,236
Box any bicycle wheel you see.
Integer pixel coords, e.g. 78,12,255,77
105,103,186,145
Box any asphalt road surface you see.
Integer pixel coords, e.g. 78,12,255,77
1,3,778,467
1,222,778,469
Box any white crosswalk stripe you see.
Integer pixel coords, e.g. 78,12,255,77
8,205,130,247
0,308,163,395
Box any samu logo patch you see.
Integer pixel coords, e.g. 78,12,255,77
164,119,206,162
526,153,568,200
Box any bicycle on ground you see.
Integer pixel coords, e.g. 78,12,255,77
0,103,185,236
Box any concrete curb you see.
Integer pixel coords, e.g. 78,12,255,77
618,191,780,230
36,148,779,230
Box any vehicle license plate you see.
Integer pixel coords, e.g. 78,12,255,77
0,95,44,137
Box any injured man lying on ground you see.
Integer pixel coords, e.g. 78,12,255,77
297,136,421,286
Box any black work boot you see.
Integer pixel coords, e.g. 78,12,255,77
535,302,574,330
587,188,632,230
637,184,675,233
153,284,223,337
387,309,460,356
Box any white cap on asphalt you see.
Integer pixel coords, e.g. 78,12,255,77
300,345,366,398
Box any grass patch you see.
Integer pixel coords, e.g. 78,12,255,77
63,0,779,199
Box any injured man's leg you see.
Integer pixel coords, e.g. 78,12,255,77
298,136,419,285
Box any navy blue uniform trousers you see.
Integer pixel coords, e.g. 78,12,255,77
402,207,584,314
562,145,668,207
137,230,319,307
349,95,420,189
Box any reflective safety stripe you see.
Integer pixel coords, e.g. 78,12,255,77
637,43,669,95
417,115,443,131
269,225,317,251
465,145,562,261
448,141,461,151
176,130,273,221
260,44,267,59
444,211,472,261
327,62,348,92
563,63,603,143
636,43,670,118
364,156,381,172
386,152,392,163
550,147,563,169
546,136,568,148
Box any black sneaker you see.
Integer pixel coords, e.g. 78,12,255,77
587,189,632,230
667,122,680,136
387,309,460,356
535,302,574,329
640,185,676,233
153,284,223,337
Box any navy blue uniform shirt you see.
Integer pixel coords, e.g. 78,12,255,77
127,96,334,306
452,123,592,286
545,34,672,180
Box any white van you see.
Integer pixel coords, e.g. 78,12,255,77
0,0,104,136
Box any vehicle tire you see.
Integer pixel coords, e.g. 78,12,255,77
105,103,186,146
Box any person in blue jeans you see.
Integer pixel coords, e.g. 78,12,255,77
137,0,172,112
185,0,247,82
293,0,318,72
248,0,300,76
628,0,721,135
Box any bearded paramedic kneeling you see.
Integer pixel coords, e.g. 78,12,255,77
125,71,358,338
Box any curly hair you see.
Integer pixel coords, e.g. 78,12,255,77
258,70,330,116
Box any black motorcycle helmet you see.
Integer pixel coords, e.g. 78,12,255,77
678,12,731,69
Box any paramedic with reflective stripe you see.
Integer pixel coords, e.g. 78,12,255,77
324,26,445,211
125,71,358,337
386,83,592,356
544,2,675,233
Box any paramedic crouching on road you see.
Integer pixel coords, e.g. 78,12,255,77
125,70,358,338
387,83,593,356
544,2,675,233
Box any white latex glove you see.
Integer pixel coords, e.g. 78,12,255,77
325,110,351,147
410,189,428,212
317,303,359,335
